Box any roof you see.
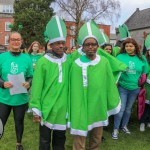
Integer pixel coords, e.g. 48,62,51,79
125,8,150,30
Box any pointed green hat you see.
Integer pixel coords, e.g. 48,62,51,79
46,15,67,44
99,29,109,46
118,24,130,41
122,24,131,38
145,34,150,50
78,21,101,46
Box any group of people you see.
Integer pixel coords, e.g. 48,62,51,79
0,15,149,150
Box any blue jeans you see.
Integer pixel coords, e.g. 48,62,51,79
114,85,140,129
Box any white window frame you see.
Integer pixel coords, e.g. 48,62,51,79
70,38,75,47
2,5,14,13
5,35,9,45
70,26,75,36
5,22,11,31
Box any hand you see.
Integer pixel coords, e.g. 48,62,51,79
33,115,41,123
4,82,13,88
22,82,30,89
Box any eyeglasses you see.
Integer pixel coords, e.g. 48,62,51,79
10,38,21,42
83,43,98,47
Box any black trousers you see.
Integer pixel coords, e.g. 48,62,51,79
0,102,28,143
39,124,66,150
140,103,150,124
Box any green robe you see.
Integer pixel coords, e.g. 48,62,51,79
71,47,127,82
30,53,70,130
68,55,121,136
112,46,120,57
145,65,150,101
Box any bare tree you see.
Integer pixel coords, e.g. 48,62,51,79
51,0,121,46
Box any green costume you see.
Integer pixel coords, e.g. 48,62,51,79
117,53,149,90
68,55,121,136
30,54,70,130
112,46,120,57
71,47,127,82
0,52,33,106
145,65,150,102
29,53,42,70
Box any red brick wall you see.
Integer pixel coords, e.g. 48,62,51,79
0,17,13,48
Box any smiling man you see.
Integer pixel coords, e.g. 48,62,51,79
68,21,121,150
29,16,70,150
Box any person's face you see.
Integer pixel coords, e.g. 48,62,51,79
104,46,112,54
50,41,66,56
148,50,150,55
72,46,76,51
83,38,98,57
9,33,22,51
125,43,135,55
32,43,39,53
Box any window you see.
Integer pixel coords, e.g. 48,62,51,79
2,5,14,13
5,22,11,31
70,26,75,35
70,38,75,47
5,35,9,45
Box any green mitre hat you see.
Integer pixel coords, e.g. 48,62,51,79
45,15,67,44
78,21,101,46
99,29,109,46
118,24,130,41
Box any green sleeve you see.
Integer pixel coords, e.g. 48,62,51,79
142,55,149,74
29,59,46,113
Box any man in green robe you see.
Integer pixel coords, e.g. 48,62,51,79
29,15,70,150
68,21,121,150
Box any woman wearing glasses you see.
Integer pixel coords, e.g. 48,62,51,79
0,32,33,150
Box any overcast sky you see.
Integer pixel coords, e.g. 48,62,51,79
111,0,150,33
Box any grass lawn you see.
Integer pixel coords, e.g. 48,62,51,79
0,104,150,150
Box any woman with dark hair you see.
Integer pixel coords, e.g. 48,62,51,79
101,43,113,55
112,38,149,140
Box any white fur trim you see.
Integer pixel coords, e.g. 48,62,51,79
44,54,67,83
32,108,42,117
43,122,66,130
107,99,121,116
49,37,66,44
75,55,100,87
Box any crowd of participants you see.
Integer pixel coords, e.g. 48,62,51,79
0,15,149,150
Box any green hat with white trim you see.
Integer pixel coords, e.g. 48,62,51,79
78,21,101,46
99,29,109,46
118,24,130,41
46,15,67,44
145,34,150,50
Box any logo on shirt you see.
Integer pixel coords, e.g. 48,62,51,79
127,61,136,74
10,62,18,74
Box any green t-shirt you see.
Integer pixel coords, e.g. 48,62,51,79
117,53,149,90
0,52,33,106
29,53,42,70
